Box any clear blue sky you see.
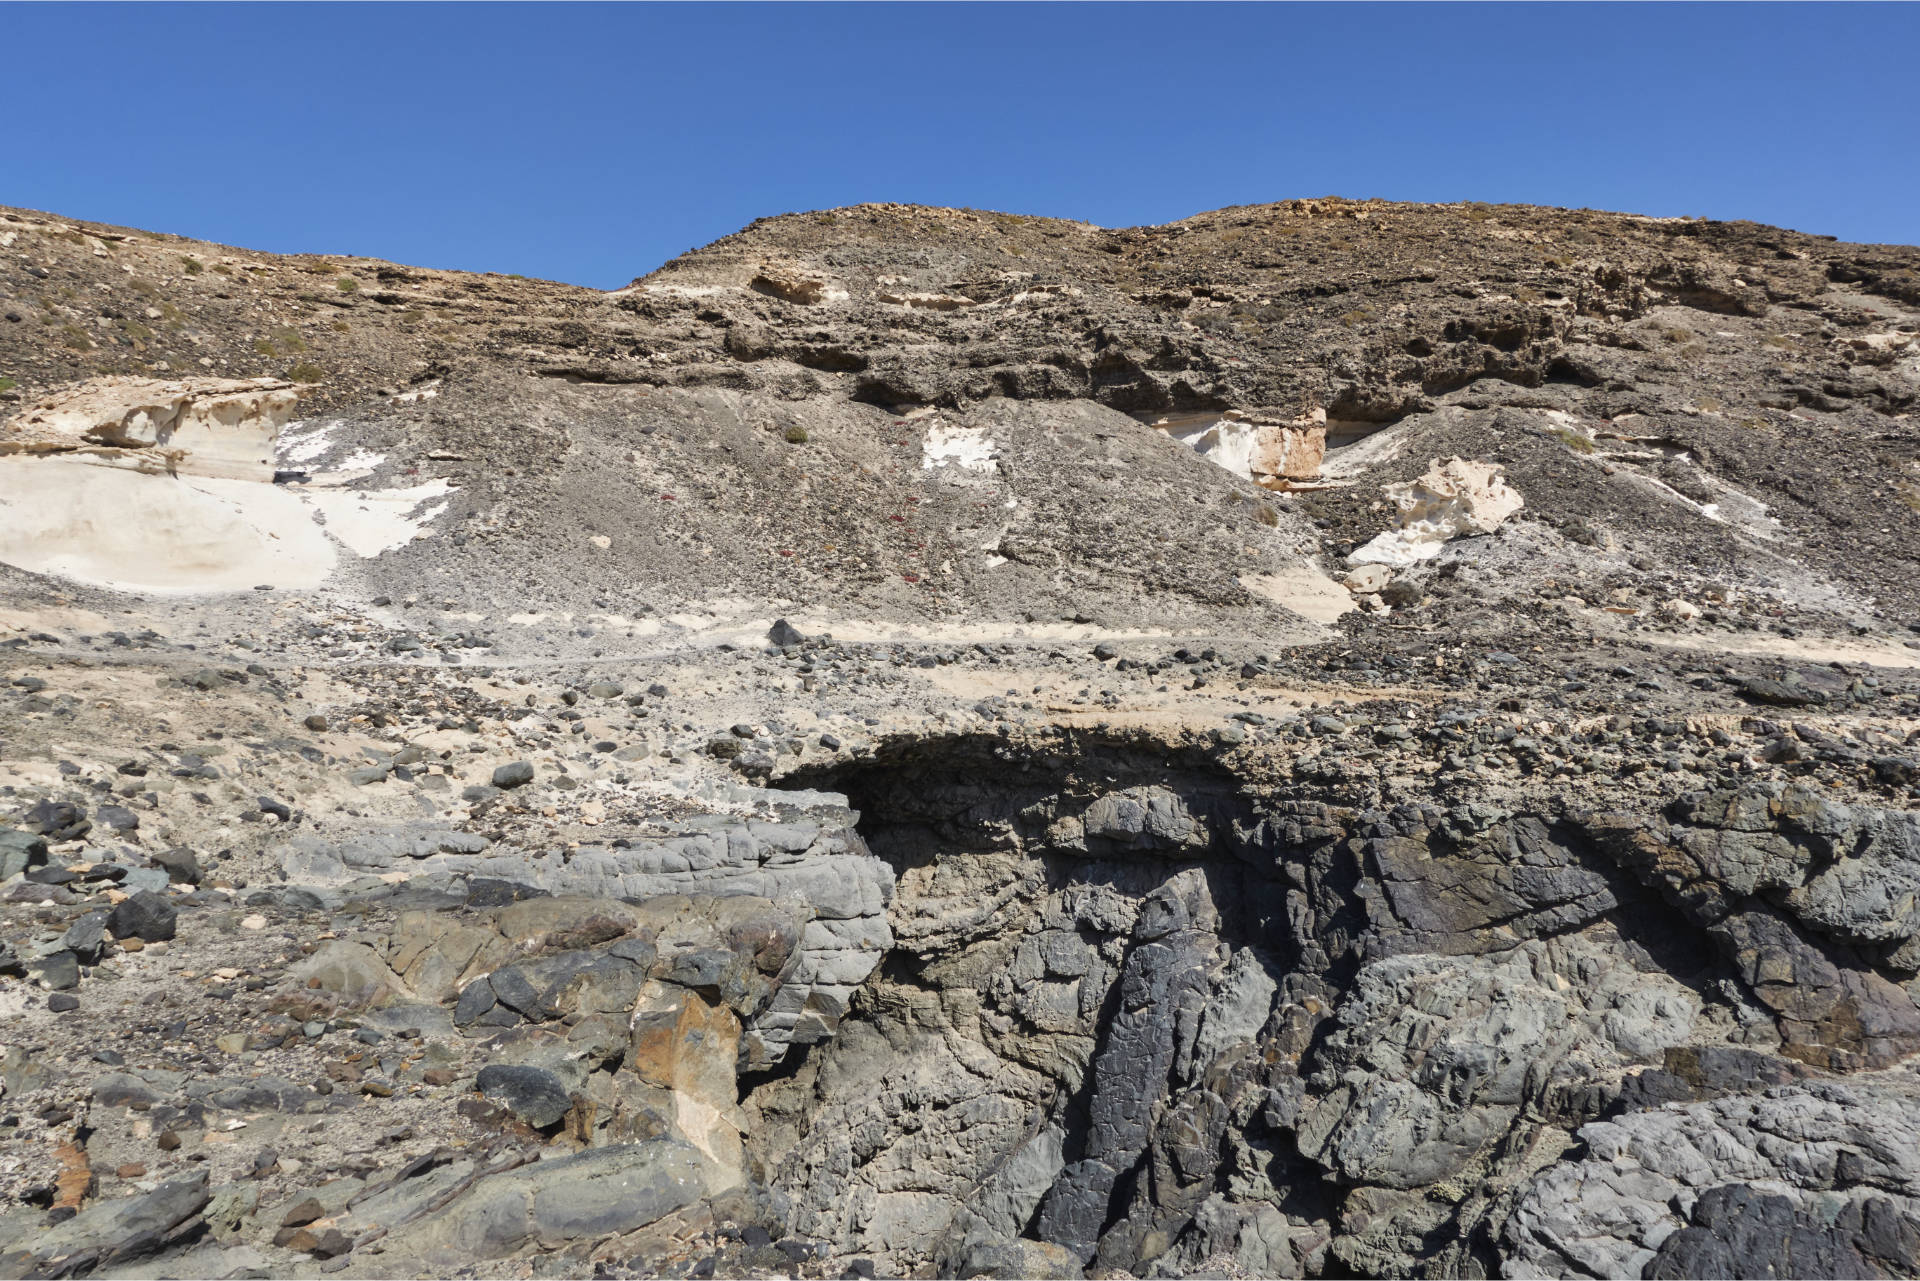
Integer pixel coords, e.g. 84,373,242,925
8,3,1916,288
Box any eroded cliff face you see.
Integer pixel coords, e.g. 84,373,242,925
731,728,1920,1279
1,196,1917,1281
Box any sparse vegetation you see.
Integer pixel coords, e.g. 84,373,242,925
181,256,203,274
1550,427,1596,454
286,360,324,383
0,376,15,393
253,338,277,357
336,277,359,294
784,425,809,444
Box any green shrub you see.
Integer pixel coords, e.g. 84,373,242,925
784,425,809,444
287,361,324,383
336,277,358,294
0,376,16,393
182,257,203,275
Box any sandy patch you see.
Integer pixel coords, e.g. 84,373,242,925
300,479,455,557
1239,564,1355,625
0,462,337,593
1651,632,1920,669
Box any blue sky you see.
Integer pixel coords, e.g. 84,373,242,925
7,3,1916,288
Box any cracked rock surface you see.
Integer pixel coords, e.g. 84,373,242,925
0,195,1917,1279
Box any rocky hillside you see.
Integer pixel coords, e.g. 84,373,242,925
0,196,1918,1280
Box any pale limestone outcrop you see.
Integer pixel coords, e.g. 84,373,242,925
749,262,846,305
1348,455,1524,567
1,375,300,481
1146,408,1326,488
0,376,451,593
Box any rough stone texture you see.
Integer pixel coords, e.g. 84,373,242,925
371,1141,712,1265
1,193,1919,1281
0,1171,210,1275
1504,1079,1920,1279
1,375,299,478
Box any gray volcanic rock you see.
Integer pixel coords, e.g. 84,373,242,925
476,1064,573,1128
1504,1079,1920,1279
106,889,176,942
1,194,1918,1281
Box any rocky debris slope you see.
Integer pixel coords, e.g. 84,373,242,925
0,193,1917,1280
6,196,1918,635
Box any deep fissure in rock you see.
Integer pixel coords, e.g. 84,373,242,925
759,732,1299,1275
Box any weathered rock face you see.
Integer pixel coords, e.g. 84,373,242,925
0,373,458,592
1,375,299,479
1348,456,1525,567
1504,1080,1920,1280
0,375,337,591
1,194,1918,1281
1147,409,1328,489
736,732,1920,1278
280,790,891,1067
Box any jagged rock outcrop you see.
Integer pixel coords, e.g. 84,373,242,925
1,375,299,479
737,732,1920,1278
1,194,1917,1281
1504,1079,1920,1279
